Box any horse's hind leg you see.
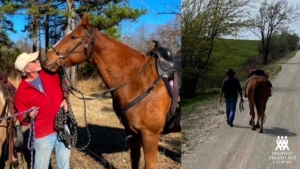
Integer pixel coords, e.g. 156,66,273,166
248,101,256,130
259,106,266,133
141,131,160,169
129,135,142,169
255,114,260,129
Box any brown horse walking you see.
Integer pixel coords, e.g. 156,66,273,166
42,13,179,169
246,76,271,133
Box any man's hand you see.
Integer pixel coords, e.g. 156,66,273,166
29,108,39,117
60,99,69,112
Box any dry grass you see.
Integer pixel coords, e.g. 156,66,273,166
67,91,181,169
2,78,181,169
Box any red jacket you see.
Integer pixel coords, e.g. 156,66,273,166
15,69,63,138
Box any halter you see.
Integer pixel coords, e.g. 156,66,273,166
51,25,97,66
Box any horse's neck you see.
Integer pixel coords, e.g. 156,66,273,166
92,32,154,89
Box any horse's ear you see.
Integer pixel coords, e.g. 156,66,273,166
82,12,92,29
77,17,82,25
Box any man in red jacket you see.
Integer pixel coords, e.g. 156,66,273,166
14,51,70,169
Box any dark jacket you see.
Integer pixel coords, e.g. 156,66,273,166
221,77,242,99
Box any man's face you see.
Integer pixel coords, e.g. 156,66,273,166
24,59,42,74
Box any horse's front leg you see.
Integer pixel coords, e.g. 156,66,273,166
128,134,142,169
141,131,160,169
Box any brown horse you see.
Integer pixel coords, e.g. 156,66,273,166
0,86,8,158
246,76,271,133
42,13,178,169
0,73,21,168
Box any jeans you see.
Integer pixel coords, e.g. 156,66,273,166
225,98,237,124
34,132,70,169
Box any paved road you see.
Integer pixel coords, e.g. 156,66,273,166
182,51,300,169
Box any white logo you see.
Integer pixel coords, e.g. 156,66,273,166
275,136,289,151
269,136,296,164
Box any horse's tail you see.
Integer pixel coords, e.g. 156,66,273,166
253,85,267,124
254,92,267,124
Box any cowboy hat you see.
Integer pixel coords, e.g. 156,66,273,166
226,68,236,76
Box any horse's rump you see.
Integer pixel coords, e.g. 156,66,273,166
246,76,271,99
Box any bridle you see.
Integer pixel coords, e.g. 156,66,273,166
50,25,97,67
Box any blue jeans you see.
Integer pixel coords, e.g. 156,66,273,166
34,132,70,169
225,98,237,123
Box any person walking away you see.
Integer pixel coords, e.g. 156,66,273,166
219,68,243,127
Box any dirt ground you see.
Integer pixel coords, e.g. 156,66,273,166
1,90,181,169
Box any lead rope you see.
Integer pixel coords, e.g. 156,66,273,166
239,99,245,112
26,108,38,169
0,107,38,169
54,67,91,150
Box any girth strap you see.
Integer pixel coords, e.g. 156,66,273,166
121,76,162,114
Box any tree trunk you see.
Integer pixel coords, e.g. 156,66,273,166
66,0,76,84
32,18,38,52
45,15,49,50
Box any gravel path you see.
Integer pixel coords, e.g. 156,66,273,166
182,51,300,169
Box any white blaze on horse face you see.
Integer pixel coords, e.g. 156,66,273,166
48,31,73,52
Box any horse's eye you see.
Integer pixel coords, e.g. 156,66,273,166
71,35,76,39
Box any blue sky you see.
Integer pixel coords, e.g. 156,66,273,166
241,0,300,40
8,0,180,43
122,0,180,34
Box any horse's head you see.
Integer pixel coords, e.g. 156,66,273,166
42,13,97,72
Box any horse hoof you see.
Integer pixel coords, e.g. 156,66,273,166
255,124,260,128
259,130,263,133
252,128,256,131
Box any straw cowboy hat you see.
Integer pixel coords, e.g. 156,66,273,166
15,51,39,72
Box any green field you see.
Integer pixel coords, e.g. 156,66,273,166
182,38,297,112
210,39,260,77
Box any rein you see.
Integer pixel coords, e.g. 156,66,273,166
239,99,245,112
55,67,91,150
51,26,97,67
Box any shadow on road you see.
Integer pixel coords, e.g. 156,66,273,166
263,127,297,137
231,125,297,138
232,125,251,129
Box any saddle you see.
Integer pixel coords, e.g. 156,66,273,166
0,71,23,166
148,44,181,134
